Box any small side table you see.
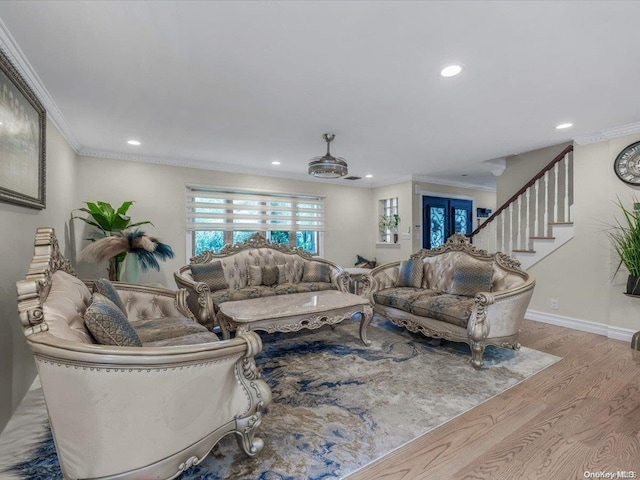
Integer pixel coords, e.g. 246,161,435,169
344,267,371,295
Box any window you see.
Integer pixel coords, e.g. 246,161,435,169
378,197,399,243
186,187,325,256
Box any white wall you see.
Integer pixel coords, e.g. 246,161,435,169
73,156,375,283
503,135,640,332
0,120,77,432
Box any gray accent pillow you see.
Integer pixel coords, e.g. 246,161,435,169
302,262,330,283
450,259,494,297
261,265,279,286
93,278,126,314
191,261,229,291
396,260,423,288
84,293,142,347
248,265,262,286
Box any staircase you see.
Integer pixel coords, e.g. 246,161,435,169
469,145,574,269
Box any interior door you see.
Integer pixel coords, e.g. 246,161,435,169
423,196,472,249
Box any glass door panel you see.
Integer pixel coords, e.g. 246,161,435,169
423,196,472,249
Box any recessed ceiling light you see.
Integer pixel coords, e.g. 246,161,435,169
127,140,141,146
271,161,281,165
365,174,373,178
555,123,573,130
440,64,462,77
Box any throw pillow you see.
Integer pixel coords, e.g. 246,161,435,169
450,259,494,297
277,264,286,283
93,278,126,314
302,262,330,283
396,259,423,288
190,261,229,291
261,265,280,286
84,293,142,347
247,265,262,286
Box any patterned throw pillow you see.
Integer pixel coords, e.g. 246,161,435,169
247,265,262,286
93,278,126,314
261,266,280,286
84,293,142,347
302,262,331,283
190,261,229,291
396,259,423,288
450,259,494,297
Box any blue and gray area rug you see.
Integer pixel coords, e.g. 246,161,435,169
3,316,559,479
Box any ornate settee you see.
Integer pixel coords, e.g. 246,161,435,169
363,234,535,369
175,233,350,330
16,227,272,480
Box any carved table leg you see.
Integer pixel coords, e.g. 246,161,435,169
218,313,232,340
359,304,373,346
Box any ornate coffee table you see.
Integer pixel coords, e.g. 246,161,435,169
217,290,373,345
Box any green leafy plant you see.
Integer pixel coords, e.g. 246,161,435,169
73,201,154,280
607,198,640,283
379,214,400,233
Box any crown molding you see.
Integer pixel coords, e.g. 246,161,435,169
0,18,80,151
574,121,640,146
411,174,497,192
77,148,380,188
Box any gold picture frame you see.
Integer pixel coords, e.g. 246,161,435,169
0,47,46,209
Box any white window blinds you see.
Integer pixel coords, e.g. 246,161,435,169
186,187,325,232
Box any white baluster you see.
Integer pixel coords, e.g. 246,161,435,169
544,170,549,236
526,188,530,249
535,180,540,237
554,162,559,223
509,203,513,256
494,216,498,252
564,153,570,222
517,196,522,250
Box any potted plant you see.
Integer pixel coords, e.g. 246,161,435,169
379,214,401,243
607,198,640,295
73,201,172,282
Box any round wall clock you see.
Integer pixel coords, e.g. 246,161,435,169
614,141,640,185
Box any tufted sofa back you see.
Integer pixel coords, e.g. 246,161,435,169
184,247,342,290
421,251,525,293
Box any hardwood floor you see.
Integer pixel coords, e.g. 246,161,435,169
346,320,640,480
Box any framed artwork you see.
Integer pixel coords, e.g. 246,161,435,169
0,48,46,209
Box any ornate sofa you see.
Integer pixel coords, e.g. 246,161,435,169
175,233,350,331
16,227,272,480
363,234,535,369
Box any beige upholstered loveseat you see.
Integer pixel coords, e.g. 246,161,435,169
363,234,535,369
16,227,271,480
175,233,350,330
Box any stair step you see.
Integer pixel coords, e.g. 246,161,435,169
512,249,536,253
530,236,555,240
549,222,573,226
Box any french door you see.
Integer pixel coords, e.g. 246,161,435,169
422,196,472,249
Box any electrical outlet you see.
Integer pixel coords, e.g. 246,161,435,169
550,298,559,310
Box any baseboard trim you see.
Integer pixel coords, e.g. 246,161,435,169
526,309,636,342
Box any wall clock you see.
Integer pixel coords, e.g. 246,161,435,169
614,141,640,185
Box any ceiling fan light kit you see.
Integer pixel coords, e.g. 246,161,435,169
308,133,349,179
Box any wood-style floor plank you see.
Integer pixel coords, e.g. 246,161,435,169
346,319,640,480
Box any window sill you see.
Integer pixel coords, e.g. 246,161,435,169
376,242,401,249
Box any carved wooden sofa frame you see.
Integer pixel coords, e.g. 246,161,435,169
16,227,272,480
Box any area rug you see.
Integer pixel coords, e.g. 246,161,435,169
4,315,560,479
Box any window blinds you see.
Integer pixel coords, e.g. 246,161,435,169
186,187,325,232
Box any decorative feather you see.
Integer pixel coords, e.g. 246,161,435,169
80,235,128,263
80,229,174,273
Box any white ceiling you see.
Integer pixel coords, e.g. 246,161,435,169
1,1,639,189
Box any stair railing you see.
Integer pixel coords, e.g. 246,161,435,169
469,145,573,257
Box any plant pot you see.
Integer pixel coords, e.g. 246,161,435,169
627,275,640,296
120,253,140,284
393,233,399,243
